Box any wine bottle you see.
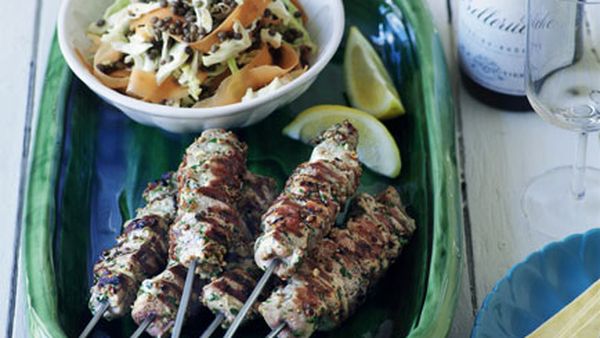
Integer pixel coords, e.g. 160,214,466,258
457,0,532,111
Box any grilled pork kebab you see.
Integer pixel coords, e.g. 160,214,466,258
254,121,362,279
169,129,249,279
200,172,279,327
259,187,416,338
88,172,178,320
132,172,278,336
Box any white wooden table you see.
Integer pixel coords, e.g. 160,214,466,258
3,0,598,337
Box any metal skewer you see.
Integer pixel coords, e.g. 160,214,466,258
199,313,225,338
172,259,198,338
79,302,109,338
223,260,278,338
131,315,154,338
266,323,286,338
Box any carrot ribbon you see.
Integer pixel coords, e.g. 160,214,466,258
93,42,130,89
194,43,299,107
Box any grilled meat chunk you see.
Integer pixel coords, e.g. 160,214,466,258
133,172,277,336
131,263,203,337
201,258,263,325
201,172,278,327
137,172,179,220
254,121,362,278
170,129,248,279
88,173,177,320
237,172,279,237
259,187,416,338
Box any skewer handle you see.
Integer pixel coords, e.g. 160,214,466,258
223,260,278,338
131,315,154,338
199,313,225,338
266,323,286,338
79,302,109,338
172,259,198,338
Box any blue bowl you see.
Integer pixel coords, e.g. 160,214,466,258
472,229,600,337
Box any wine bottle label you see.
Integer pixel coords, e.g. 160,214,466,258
458,0,527,96
528,4,577,83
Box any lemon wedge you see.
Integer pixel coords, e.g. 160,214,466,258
283,105,401,178
344,26,405,120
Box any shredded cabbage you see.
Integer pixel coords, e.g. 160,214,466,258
178,51,203,100
260,28,282,48
160,32,170,60
99,10,130,44
241,77,289,102
267,1,291,25
112,33,152,56
278,0,316,51
202,21,252,66
192,0,213,33
100,3,160,45
156,43,190,85
127,53,159,72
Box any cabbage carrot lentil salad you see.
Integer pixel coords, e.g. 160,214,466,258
85,0,315,107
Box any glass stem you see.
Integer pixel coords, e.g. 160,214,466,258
571,132,588,200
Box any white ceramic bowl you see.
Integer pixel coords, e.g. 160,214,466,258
57,0,344,133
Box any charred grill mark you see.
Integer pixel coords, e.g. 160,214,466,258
206,205,242,228
135,247,168,275
264,199,304,238
168,265,188,280
211,277,246,303
210,157,245,186
223,269,256,294
156,282,185,306
203,219,231,245
195,186,230,203
299,162,343,192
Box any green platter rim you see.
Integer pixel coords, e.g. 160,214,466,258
22,0,463,337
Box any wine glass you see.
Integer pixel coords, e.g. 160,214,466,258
524,0,600,238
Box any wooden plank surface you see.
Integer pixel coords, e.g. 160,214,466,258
10,0,62,336
460,87,600,307
0,0,42,335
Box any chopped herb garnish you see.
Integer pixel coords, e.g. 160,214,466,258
207,293,220,302
319,190,328,204
340,266,351,278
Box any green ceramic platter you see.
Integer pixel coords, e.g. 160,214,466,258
23,0,462,337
